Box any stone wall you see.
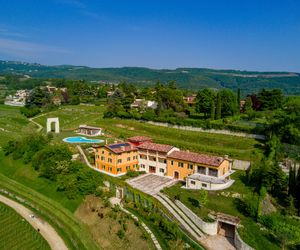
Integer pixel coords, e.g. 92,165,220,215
175,200,218,235
232,160,251,170
234,229,254,250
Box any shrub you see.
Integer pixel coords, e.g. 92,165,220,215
20,106,41,118
116,229,125,239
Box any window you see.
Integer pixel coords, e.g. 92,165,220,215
101,156,105,161
149,156,156,161
109,167,112,172
117,168,122,172
140,154,147,160
158,158,167,164
140,164,145,169
202,183,207,187
159,168,165,173
109,152,112,156
178,162,184,168
127,157,131,161
117,159,122,164
197,166,206,175
208,168,218,177
188,164,193,170
102,151,104,154
191,180,196,185
171,160,174,166
126,166,130,170
133,156,137,160
108,158,112,163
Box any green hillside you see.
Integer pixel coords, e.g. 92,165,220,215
1,60,300,95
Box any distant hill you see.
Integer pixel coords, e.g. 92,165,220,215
1,60,300,95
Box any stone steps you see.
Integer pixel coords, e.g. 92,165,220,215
154,193,205,242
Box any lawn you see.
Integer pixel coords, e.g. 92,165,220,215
93,119,261,160
163,171,280,250
0,202,50,250
0,105,36,147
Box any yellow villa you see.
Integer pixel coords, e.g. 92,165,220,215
93,136,234,190
94,142,138,176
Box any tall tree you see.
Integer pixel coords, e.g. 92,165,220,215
216,93,222,119
237,88,241,111
195,89,216,118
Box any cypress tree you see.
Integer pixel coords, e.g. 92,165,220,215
216,93,221,119
210,101,215,120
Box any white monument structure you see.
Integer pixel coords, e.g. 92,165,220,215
46,118,60,133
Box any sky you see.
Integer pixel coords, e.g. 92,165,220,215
0,0,299,72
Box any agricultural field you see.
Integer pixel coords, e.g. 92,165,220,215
31,105,261,160
0,202,50,250
0,105,36,147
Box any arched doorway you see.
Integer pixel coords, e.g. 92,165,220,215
46,118,60,133
174,171,179,179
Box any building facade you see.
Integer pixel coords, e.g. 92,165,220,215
94,143,138,176
93,136,234,190
137,142,179,176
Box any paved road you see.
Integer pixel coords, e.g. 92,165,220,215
0,194,68,250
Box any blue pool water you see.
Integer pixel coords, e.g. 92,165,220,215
63,136,104,144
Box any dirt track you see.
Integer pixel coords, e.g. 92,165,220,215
0,194,68,250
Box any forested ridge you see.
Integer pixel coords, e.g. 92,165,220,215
1,60,300,95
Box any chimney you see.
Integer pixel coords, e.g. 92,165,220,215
105,139,108,144
114,140,117,144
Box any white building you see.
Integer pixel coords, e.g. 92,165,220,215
137,142,179,176
78,125,102,136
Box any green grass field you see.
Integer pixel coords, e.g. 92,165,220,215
0,105,36,147
31,104,260,160
0,202,50,250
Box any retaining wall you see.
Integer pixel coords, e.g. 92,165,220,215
146,121,265,140
234,229,254,250
175,200,218,235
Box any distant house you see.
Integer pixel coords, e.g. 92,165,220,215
78,125,102,136
131,99,158,109
240,100,246,112
183,94,197,106
5,89,29,107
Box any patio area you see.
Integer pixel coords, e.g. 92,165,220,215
126,174,178,195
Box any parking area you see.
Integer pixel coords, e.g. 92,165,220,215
126,174,177,195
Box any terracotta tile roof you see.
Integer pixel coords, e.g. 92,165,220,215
168,151,224,167
137,142,174,153
127,136,152,143
104,143,137,154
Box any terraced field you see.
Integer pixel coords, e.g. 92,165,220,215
0,202,50,250
0,105,36,147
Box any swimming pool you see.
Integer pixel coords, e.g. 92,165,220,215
63,136,104,144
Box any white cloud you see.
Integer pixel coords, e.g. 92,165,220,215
0,38,69,59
